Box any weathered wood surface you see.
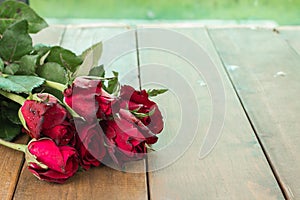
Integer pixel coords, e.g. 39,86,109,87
278,27,300,55
1,23,300,200
137,26,284,199
209,27,300,199
13,25,148,200
0,135,27,200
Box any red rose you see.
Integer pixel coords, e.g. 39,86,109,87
120,85,164,134
101,109,157,166
26,138,79,183
42,122,76,146
75,119,106,170
96,89,119,119
64,77,118,122
21,94,75,146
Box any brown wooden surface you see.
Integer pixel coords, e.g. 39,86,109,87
209,27,300,199
1,23,300,200
14,161,147,200
0,135,27,200
137,26,284,200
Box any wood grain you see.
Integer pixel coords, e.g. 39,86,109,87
14,162,147,200
209,27,300,199
0,135,27,200
13,25,148,200
137,26,284,199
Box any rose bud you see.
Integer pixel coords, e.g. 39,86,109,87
20,93,75,146
119,85,164,134
26,138,79,183
100,110,156,167
63,77,118,123
74,119,106,170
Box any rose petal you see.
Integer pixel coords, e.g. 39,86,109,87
28,139,65,173
21,100,49,138
42,104,67,129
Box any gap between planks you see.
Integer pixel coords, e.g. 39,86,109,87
205,27,288,199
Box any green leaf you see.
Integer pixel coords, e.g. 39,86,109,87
0,20,33,62
16,55,38,75
0,100,21,125
106,71,119,94
0,115,21,141
131,107,156,118
4,63,19,75
33,44,51,65
0,0,48,34
0,75,45,94
75,42,103,77
88,65,105,77
46,46,83,73
147,88,168,97
0,99,21,141
36,62,67,84
0,58,4,72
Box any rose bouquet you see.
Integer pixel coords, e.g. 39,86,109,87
0,1,166,183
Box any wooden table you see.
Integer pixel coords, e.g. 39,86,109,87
0,22,299,200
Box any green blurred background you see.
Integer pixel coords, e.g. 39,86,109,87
30,0,300,25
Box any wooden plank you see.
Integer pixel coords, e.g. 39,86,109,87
137,26,284,199
278,27,300,55
0,25,65,200
13,25,148,200
14,161,146,200
0,135,27,200
209,27,300,199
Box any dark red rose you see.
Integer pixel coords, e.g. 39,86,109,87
21,94,75,146
75,119,106,170
120,85,164,134
27,138,79,183
96,89,119,119
42,122,75,146
101,109,157,166
64,77,118,122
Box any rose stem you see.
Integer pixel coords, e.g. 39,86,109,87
0,138,26,153
0,90,26,105
44,80,66,92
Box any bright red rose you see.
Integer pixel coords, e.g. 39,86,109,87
101,109,158,166
75,119,106,170
120,85,164,134
21,94,75,146
27,138,79,183
64,77,118,122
